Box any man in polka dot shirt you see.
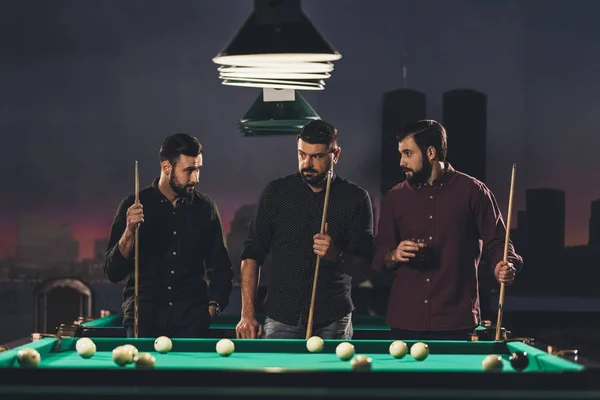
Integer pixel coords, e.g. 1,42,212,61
236,120,375,339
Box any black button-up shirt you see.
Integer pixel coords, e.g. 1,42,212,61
241,173,374,325
104,178,233,334
372,164,523,331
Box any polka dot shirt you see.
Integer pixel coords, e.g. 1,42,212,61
241,173,374,325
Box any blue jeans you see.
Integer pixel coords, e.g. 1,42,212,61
263,313,353,339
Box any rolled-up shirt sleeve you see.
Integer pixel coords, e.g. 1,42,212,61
205,197,234,310
471,182,524,273
104,195,135,283
372,190,400,271
240,181,277,265
345,192,375,261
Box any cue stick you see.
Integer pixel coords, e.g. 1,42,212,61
134,160,140,339
306,169,333,339
495,163,516,341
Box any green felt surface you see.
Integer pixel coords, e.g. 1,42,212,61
80,314,393,330
82,314,488,332
0,337,583,372
81,314,122,328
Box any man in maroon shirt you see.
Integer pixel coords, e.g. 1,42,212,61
372,119,523,340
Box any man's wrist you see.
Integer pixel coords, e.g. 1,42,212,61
208,301,220,315
385,249,395,263
326,247,344,263
241,311,256,319
384,250,400,269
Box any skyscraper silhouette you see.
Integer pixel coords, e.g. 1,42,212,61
521,188,566,294
442,89,487,182
380,89,426,196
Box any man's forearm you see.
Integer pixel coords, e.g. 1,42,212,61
240,259,260,318
118,230,135,259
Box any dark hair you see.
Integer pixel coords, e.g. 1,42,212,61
159,133,203,166
297,119,338,149
396,119,447,162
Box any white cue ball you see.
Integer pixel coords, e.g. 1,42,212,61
482,354,504,371
112,346,131,366
154,336,172,354
216,338,235,357
306,336,324,353
75,337,96,358
335,342,355,361
410,342,429,361
17,348,41,368
389,340,408,359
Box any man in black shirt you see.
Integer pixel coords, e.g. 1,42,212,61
104,133,234,338
236,120,374,339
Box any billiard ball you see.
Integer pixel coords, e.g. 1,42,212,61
509,351,529,371
389,340,408,359
112,346,132,367
335,342,355,361
121,344,138,364
410,342,429,361
122,344,138,356
154,336,172,354
306,336,324,353
17,348,40,368
216,338,235,357
134,352,156,369
482,354,503,371
75,337,96,358
350,355,372,371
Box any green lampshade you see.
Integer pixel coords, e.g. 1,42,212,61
239,91,320,136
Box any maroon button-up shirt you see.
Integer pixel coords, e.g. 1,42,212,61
372,164,523,331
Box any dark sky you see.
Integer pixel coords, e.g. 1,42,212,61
1,0,599,259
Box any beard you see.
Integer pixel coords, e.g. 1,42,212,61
404,158,433,185
169,174,195,202
300,168,328,186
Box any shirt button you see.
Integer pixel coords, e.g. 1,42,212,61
173,231,177,235
424,300,429,304
169,302,173,306
168,286,172,290
172,211,175,215
426,278,430,282
171,270,175,274
172,251,176,255
430,195,433,199
429,236,433,240
429,215,433,219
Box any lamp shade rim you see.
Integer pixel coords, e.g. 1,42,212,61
213,53,341,66
223,80,324,91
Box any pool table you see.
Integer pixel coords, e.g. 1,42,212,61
0,336,597,399
72,313,508,341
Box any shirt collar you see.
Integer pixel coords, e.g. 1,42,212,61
295,171,338,193
411,163,455,190
151,177,197,205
